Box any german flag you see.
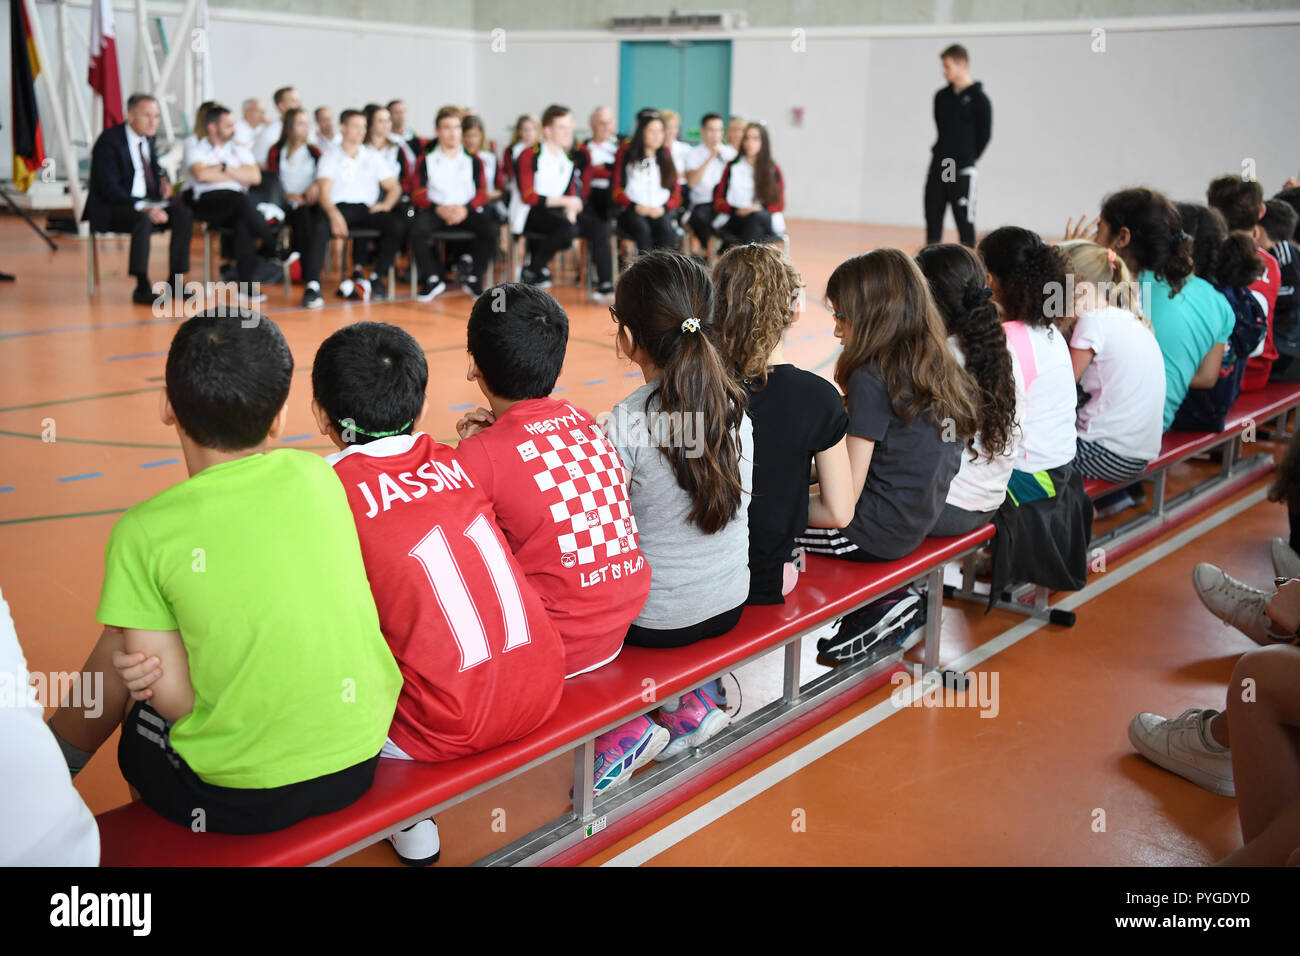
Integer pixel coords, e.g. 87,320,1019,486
10,0,45,193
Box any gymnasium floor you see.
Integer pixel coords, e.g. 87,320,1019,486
0,214,1273,866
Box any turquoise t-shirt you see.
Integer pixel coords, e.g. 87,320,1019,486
97,449,402,789
1142,271,1235,431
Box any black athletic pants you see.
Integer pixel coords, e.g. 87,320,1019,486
410,207,496,281
924,157,976,247
523,206,612,284
105,199,193,284
194,190,276,283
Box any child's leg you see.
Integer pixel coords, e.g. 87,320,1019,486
48,627,132,760
1225,645,1300,843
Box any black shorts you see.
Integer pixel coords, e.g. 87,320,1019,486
117,701,381,835
625,603,745,649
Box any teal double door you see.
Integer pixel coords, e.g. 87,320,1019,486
618,40,731,142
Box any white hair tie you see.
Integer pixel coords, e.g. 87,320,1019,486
681,317,702,334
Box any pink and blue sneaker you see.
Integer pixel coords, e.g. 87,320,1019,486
591,715,670,794
654,688,730,762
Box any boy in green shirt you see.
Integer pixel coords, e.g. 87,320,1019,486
48,309,401,834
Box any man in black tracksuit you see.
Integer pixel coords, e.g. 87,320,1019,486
925,44,991,247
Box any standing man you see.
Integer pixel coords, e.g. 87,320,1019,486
83,93,193,305
924,44,991,248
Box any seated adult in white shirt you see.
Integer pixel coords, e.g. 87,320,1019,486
234,97,265,152
407,106,495,301
267,107,327,309
713,122,788,250
188,104,279,292
314,109,403,301
253,86,301,167
613,112,683,255
582,105,620,221
312,106,342,153
82,93,194,305
684,112,738,247
387,99,421,152
513,104,614,301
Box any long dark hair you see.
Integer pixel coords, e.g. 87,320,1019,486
1176,202,1261,290
977,226,1069,329
827,248,979,440
742,122,779,208
915,243,1016,460
613,251,746,535
273,107,306,156
1100,187,1195,296
624,114,676,190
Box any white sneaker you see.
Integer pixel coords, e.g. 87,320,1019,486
388,818,440,866
1191,563,1286,645
1127,708,1234,796
1272,538,1300,581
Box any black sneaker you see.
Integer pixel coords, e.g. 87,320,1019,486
132,284,155,306
301,286,323,310
416,277,446,302
818,592,926,663
464,275,483,298
371,278,388,301
457,253,474,279
520,266,545,287
537,266,554,289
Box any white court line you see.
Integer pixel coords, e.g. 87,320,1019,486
602,485,1272,866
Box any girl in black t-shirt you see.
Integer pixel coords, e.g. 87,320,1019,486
712,244,854,605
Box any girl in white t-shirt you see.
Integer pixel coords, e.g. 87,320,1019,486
917,243,1025,533
1058,240,1166,482
978,227,1078,505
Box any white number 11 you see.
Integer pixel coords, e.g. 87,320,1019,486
408,513,532,672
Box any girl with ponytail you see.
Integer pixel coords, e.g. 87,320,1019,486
712,243,855,605
977,226,1079,505
604,250,751,753
1057,240,1166,482
916,243,1025,533
1069,187,1234,431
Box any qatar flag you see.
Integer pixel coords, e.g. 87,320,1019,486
88,0,123,129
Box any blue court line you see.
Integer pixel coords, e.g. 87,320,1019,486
0,487,14,493
449,403,475,411
624,372,641,379
278,434,312,443
0,315,186,341
108,350,169,361
552,386,567,393
139,458,181,469
57,472,103,483
584,379,607,386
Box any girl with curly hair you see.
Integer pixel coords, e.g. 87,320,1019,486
916,243,1024,532
977,226,1078,504
712,243,855,604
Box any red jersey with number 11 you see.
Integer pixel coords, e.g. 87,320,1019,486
328,433,564,762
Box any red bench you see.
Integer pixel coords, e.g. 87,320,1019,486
95,526,993,867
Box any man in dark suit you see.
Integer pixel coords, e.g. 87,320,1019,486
83,93,193,304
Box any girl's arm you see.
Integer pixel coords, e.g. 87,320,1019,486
1190,342,1227,388
845,434,873,500
807,436,857,528
1069,346,1095,383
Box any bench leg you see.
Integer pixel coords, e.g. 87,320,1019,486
87,234,96,297
923,567,944,673
782,640,802,704
572,739,596,822
1150,471,1167,518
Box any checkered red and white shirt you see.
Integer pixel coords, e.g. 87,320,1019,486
457,399,650,676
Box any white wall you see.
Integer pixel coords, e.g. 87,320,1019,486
4,5,1299,240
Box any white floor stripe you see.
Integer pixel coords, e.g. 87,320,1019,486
602,485,1272,867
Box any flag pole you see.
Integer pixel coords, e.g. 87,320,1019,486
22,0,85,228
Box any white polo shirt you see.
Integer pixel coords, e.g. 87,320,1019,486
669,139,691,184
317,144,386,206
425,148,476,206
685,142,737,206
189,138,256,199
622,154,671,208
276,142,318,196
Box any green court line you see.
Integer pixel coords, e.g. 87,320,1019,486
0,387,160,414
0,429,178,449
0,508,128,526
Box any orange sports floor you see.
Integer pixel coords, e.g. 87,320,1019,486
0,213,1274,866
